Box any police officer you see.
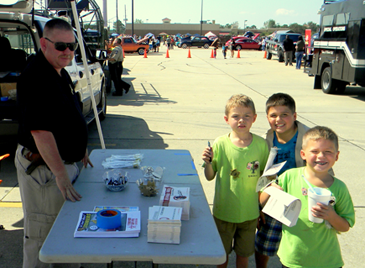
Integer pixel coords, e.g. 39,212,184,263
108,38,130,96
15,18,92,268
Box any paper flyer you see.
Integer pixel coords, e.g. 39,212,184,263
256,147,286,192
262,187,301,227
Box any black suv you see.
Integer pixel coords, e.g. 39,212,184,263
265,31,302,62
179,36,212,49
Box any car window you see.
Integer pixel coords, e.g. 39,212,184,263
124,38,132,43
6,32,35,55
74,34,91,65
202,37,208,41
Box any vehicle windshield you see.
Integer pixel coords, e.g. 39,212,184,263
279,35,300,42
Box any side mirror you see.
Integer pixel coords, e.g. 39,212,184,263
95,49,108,61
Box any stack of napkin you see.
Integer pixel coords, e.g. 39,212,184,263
147,206,182,244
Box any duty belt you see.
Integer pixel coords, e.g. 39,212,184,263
24,151,74,175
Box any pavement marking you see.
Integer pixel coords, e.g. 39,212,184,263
0,202,22,208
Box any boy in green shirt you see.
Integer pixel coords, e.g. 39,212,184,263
260,126,355,268
202,94,269,268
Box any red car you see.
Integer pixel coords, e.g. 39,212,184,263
225,35,261,50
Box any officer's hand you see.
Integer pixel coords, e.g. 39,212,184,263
56,176,82,202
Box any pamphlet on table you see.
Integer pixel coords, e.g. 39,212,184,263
159,185,190,220
74,209,141,238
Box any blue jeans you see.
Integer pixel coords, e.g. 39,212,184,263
295,52,304,69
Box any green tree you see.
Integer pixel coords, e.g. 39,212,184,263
135,19,144,24
264,19,276,28
113,20,125,34
306,21,319,33
289,23,305,34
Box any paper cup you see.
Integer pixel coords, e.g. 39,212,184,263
308,187,332,223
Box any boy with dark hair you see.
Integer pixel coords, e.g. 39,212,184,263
202,94,269,268
255,93,309,268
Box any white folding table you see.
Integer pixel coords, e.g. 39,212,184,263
39,149,225,267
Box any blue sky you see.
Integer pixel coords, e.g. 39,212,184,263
94,0,325,28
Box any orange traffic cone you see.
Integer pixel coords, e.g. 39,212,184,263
237,49,241,58
123,48,125,58
166,48,170,58
187,48,191,58
143,49,147,58
263,50,267,58
210,49,214,58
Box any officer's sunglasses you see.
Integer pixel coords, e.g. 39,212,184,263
45,37,78,51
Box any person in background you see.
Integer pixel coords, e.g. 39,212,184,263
15,18,92,268
108,38,130,96
283,35,294,66
230,37,236,58
295,35,305,69
202,94,269,268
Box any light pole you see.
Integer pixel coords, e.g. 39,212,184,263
244,20,247,34
116,0,119,33
200,0,203,35
131,0,134,37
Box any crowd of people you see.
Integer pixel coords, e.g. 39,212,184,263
14,18,354,268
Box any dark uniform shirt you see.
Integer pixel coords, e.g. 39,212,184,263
17,50,88,162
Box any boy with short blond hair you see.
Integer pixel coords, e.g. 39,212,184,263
260,126,355,268
202,94,269,268
255,93,309,268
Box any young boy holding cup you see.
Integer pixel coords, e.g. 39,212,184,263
260,126,355,268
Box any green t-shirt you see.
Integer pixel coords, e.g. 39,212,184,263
278,167,355,268
211,133,269,223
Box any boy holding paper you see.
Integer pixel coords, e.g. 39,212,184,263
255,93,309,267
261,126,355,268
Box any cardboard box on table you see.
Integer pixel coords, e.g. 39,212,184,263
159,185,190,220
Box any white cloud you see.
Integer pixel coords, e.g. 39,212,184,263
276,8,296,16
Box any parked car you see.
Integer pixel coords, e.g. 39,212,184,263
179,36,212,49
120,37,149,55
0,1,107,136
225,36,261,50
265,31,302,62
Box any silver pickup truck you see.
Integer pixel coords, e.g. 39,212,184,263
0,1,107,136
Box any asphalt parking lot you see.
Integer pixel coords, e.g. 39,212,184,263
1,46,364,267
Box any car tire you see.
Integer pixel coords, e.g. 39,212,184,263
98,86,107,121
321,67,345,94
203,43,209,49
182,43,188,49
137,48,145,55
278,49,284,62
236,45,242,50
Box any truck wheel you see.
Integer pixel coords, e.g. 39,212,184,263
278,49,284,62
266,50,272,60
336,81,347,94
98,86,107,121
203,43,209,49
182,44,188,49
137,48,145,55
321,67,336,94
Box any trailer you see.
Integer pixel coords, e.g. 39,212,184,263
310,0,365,94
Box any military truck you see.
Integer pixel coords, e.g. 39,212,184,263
309,0,365,94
